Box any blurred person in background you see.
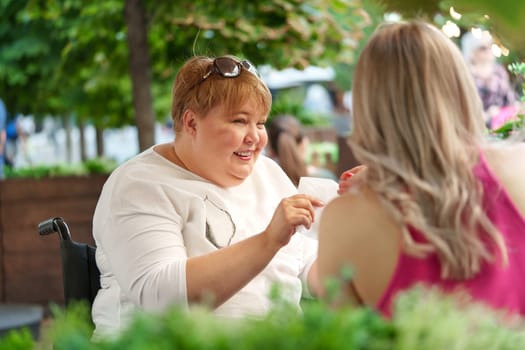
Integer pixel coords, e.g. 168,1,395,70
4,114,34,168
267,114,336,186
461,31,518,129
328,84,352,137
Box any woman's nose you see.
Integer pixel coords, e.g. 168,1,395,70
245,124,260,144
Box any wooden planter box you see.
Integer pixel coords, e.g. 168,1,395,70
0,175,107,312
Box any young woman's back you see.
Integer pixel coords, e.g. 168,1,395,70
317,19,525,317
319,142,525,315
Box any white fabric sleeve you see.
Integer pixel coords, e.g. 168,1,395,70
298,235,318,299
96,176,192,312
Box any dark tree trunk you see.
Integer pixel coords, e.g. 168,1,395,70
95,126,104,157
78,119,87,161
62,115,73,163
124,0,155,151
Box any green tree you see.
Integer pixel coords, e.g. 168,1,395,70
443,0,525,58
0,0,64,116
377,0,525,57
1,0,371,156
1,0,133,158
125,0,154,151
142,0,372,150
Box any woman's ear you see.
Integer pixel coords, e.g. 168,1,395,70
182,109,197,136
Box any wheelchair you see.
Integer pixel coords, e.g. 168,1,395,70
38,217,100,323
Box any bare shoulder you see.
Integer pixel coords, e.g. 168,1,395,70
317,187,401,305
483,142,525,183
321,189,380,235
483,142,525,214
319,187,398,253
484,142,525,165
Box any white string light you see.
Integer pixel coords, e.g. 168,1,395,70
442,20,461,37
449,7,462,20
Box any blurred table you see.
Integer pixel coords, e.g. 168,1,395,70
0,303,44,340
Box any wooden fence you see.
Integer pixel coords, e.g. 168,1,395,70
0,175,107,313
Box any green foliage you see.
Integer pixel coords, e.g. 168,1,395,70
1,0,371,130
490,62,525,139
150,0,371,69
376,0,525,58
0,328,34,350
26,287,525,349
331,0,385,92
509,61,525,75
377,0,441,16
393,288,525,349
0,0,64,116
150,0,373,129
44,303,95,350
307,142,339,165
4,157,117,179
0,0,134,127
270,87,331,126
441,0,525,56
491,114,524,139
82,157,119,175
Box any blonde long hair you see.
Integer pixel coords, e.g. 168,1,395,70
350,20,507,279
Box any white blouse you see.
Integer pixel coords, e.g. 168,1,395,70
91,147,317,338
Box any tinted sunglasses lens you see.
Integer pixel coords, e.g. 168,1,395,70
215,57,241,77
241,60,259,77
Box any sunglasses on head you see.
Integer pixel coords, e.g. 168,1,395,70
191,56,260,90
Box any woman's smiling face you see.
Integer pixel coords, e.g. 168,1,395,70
189,98,268,187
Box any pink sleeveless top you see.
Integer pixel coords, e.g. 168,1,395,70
377,153,525,317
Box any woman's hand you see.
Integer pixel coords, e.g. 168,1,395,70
265,194,324,248
338,165,367,195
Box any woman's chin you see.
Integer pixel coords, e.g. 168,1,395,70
230,167,253,181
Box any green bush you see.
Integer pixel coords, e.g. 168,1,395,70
27,287,525,350
270,87,332,127
4,158,117,179
0,328,34,350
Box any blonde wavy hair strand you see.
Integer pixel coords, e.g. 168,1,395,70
349,21,507,280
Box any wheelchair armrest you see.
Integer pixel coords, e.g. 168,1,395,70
38,217,72,241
